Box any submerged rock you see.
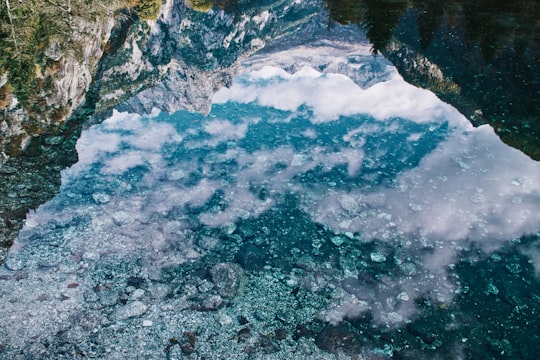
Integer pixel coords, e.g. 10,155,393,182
370,252,387,263
235,244,267,271
315,323,363,355
113,301,148,321
210,263,244,299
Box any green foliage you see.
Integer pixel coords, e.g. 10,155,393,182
326,0,408,53
134,0,161,20
327,0,540,160
185,0,213,12
325,0,540,55
0,0,153,111
0,0,38,107
6,61,36,106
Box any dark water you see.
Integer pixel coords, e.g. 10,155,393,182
326,0,540,160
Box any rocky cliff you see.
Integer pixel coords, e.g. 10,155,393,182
0,2,122,262
0,4,120,160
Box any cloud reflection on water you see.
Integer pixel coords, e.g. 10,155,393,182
14,52,540,328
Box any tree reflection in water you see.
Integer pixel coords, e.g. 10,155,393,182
326,0,540,160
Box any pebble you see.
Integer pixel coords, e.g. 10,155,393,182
0,166,17,174
399,262,417,276
4,257,25,271
201,295,223,311
111,211,134,225
311,238,323,250
82,252,100,261
235,244,266,270
386,312,403,324
339,195,359,212
486,283,499,295
130,289,145,300
408,203,422,212
218,313,233,326
114,301,148,321
491,254,502,262
291,154,307,166
285,278,298,288
210,263,244,298
92,193,110,204
370,252,387,263
142,320,153,327
197,280,214,293
221,222,237,235
397,292,410,301
198,236,219,250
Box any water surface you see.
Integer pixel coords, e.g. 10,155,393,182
1,39,539,359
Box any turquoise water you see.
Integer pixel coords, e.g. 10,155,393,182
1,56,539,358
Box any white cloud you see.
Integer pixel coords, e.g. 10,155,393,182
214,65,468,126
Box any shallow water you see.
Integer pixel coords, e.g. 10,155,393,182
1,39,539,358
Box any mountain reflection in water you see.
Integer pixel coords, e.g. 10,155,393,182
1,39,539,359
1,0,538,266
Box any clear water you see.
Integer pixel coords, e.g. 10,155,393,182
1,44,539,358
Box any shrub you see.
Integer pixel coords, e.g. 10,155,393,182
186,0,213,12
134,0,161,20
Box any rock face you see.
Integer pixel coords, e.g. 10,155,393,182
0,7,120,263
97,0,330,115
0,12,116,160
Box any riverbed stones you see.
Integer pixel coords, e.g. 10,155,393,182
330,236,344,246
315,323,363,355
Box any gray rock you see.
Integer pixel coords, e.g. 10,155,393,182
114,301,148,321
189,294,223,311
370,252,387,263
209,263,244,298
